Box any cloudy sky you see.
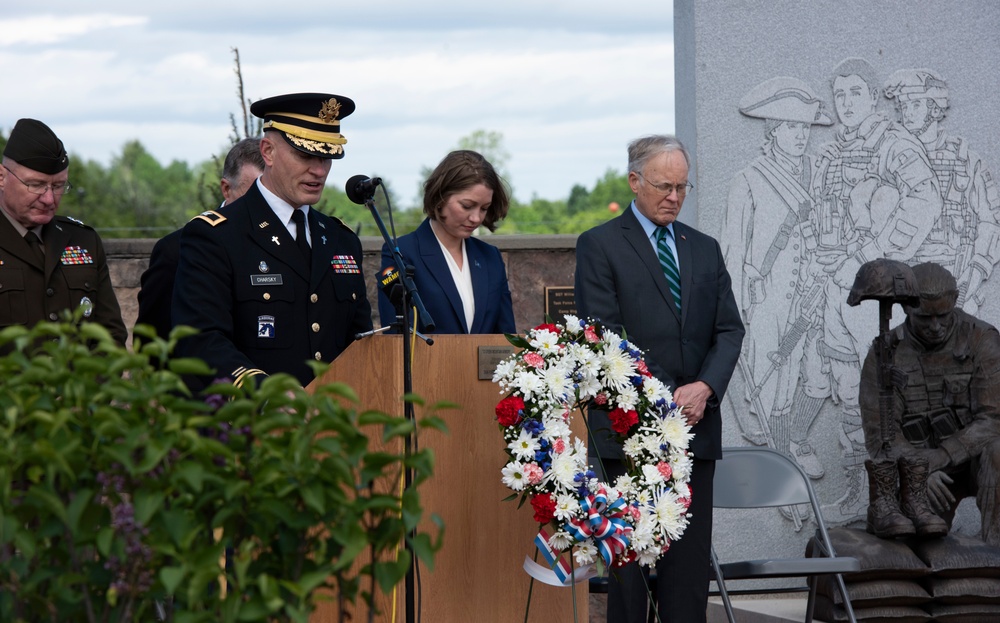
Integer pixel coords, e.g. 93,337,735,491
1,2,675,206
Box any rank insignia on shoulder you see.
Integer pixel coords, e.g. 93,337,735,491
61,246,94,265
65,216,86,226
193,210,227,226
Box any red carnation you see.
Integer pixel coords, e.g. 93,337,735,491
496,396,525,427
531,493,557,524
533,323,561,334
608,407,639,435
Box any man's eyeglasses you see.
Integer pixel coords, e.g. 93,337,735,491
637,172,693,198
2,165,73,197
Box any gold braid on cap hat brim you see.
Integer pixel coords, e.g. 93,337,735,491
263,119,348,145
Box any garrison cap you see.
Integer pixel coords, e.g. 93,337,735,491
739,77,833,126
250,93,355,159
3,118,69,174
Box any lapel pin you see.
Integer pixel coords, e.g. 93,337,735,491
271,236,280,245
259,261,269,273
321,235,327,245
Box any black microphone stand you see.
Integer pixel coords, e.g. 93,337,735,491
360,189,434,623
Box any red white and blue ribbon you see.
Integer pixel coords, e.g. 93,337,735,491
524,524,596,587
567,488,632,567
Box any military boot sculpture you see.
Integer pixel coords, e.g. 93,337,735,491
898,456,949,537
864,459,915,538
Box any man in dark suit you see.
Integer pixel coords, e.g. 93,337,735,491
575,135,744,623
136,138,264,339
0,118,127,346
172,93,372,390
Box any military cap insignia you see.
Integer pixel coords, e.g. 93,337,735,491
193,210,228,226
61,246,94,265
331,254,360,274
318,98,342,123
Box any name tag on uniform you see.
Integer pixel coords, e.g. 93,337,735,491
250,274,283,286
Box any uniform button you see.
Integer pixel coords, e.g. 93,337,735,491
310,294,318,303
311,323,320,333
786,293,793,299
49,313,58,321
263,292,271,301
792,269,798,276
46,288,55,296
84,282,92,289
314,351,322,361
793,244,799,250
352,293,357,301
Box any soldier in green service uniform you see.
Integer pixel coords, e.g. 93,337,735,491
0,118,127,345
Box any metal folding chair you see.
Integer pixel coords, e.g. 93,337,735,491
710,446,860,623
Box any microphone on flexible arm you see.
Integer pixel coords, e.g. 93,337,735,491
345,175,382,204
347,172,436,333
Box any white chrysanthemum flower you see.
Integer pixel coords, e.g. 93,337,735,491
652,489,688,542
530,329,562,355
549,529,574,551
641,376,668,402
670,449,694,482
543,365,573,401
630,515,657,551
615,385,639,411
622,435,646,460
573,540,598,566
513,370,545,402
542,413,571,441
636,546,662,567
553,493,580,521
564,315,583,333
492,358,519,383
641,463,665,486
642,433,666,456
633,486,652,506
576,374,602,400
673,481,691,500
547,451,583,490
659,416,694,449
508,429,540,461
501,461,528,491
613,475,637,497
600,343,636,393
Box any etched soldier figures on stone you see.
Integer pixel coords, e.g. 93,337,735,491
724,57,1000,529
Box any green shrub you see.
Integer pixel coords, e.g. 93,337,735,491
0,316,444,622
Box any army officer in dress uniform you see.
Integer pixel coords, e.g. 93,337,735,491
172,93,372,391
0,118,127,345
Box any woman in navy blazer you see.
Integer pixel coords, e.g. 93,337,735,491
378,150,516,334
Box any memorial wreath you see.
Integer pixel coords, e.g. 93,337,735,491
493,316,694,583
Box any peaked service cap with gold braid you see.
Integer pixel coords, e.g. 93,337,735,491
250,93,355,159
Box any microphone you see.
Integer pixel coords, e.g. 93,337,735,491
379,265,405,309
345,175,382,204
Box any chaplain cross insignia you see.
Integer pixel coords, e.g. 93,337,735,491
271,236,280,245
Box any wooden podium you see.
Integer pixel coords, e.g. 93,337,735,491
307,334,589,623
